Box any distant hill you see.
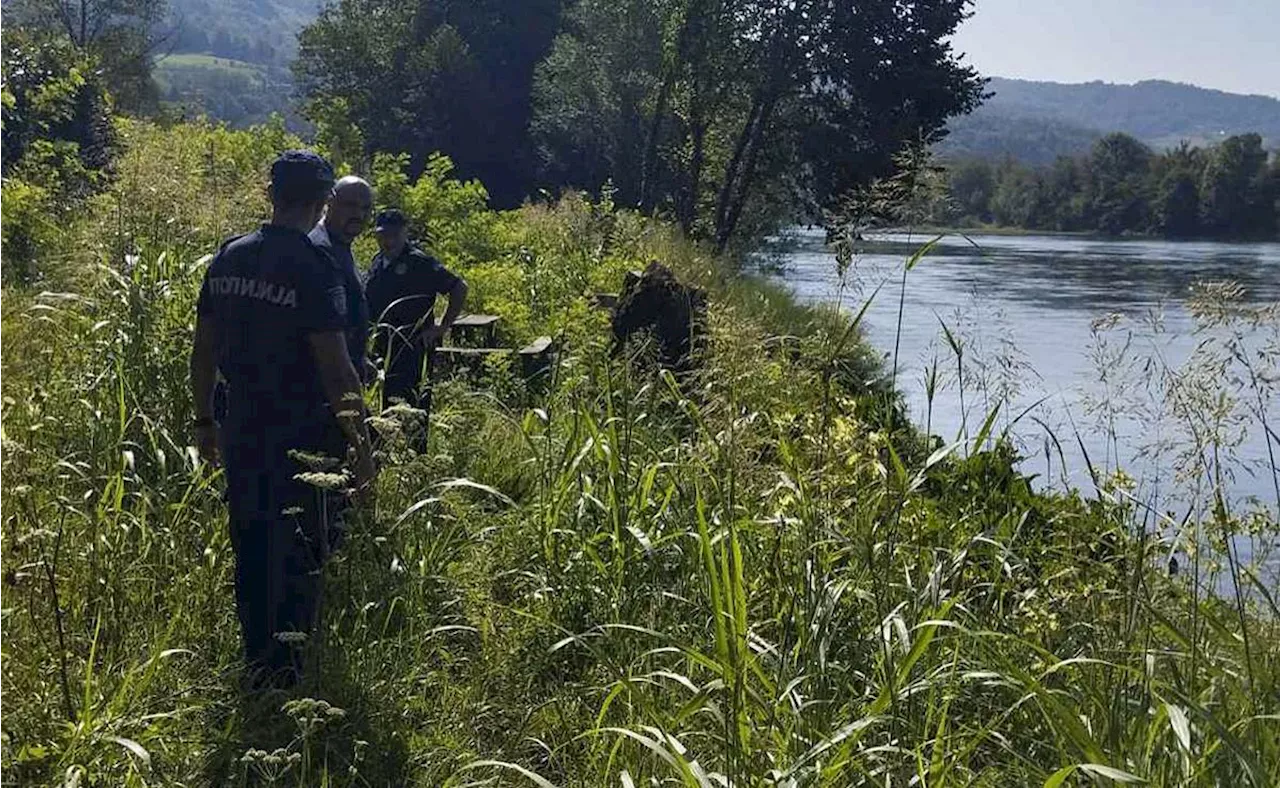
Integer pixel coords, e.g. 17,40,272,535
939,77,1280,163
937,112,1102,165
154,54,299,128
167,0,316,67
160,0,318,126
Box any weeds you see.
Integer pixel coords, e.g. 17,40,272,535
2,119,1277,786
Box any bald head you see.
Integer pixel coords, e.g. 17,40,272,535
324,176,374,244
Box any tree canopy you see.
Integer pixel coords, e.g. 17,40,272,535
294,0,563,208
295,0,985,247
6,0,170,112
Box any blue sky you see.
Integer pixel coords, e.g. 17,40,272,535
951,0,1280,98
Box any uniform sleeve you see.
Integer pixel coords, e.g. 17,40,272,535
424,256,461,295
296,251,348,334
196,250,223,318
196,273,216,317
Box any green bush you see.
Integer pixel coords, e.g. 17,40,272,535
0,176,58,282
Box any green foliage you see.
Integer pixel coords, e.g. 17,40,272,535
309,96,366,174
1153,143,1206,237
1,29,113,172
7,0,168,113
293,0,982,249
0,177,58,282
532,0,985,250
294,0,564,208
3,119,1276,786
1,29,116,282
1200,133,1278,237
1084,132,1155,234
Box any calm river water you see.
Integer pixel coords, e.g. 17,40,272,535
768,229,1280,532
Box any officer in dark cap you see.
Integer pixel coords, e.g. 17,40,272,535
365,208,467,437
189,150,376,689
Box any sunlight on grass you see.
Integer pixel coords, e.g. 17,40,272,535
1,119,1276,786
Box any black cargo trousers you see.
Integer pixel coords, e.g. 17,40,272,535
225,468,345,688
371,327,435,449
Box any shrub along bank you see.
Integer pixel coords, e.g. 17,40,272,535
1,119,1276,786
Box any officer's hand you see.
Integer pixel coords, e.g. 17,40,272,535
420,324,447,346
195,424,220,467
352,452,378,509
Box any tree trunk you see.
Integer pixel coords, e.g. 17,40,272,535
713,93,763,241
640,66,675,213
678,31,709,234
716,92,778,252
681,112,706,235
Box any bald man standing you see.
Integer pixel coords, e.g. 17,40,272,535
310,176,374,379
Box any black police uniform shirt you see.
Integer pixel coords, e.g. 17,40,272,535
197,224,348,479
364,244,460,333
308,223,370,376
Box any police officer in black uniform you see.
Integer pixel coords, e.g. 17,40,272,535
365,209,467,428
189,150,376,689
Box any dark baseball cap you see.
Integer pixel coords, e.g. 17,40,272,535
373,208,408,232
270,150,335,201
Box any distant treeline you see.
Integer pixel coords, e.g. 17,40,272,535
935,132,1280,240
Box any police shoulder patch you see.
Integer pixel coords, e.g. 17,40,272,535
329,285,347,316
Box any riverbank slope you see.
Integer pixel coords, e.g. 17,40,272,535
2,119,1276,785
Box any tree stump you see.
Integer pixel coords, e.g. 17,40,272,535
611,261,707,371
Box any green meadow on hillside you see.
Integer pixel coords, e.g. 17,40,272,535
153,54,293,128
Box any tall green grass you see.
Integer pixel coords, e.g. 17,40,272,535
2,119,1277,786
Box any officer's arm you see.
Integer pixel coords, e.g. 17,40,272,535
190,312,218,423
438,277,468,333
308,331,376,491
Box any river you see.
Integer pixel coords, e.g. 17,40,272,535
767,229,1280,545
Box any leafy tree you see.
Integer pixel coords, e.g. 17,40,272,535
1151,142,1203,237
7,0,169,112
989,159,1041,227
946,159,994,223
1083,132,1152,234
530,1,663,210
295,0,565,208
1,29,116,281
1200,133,1275,237
533,0,984,249
1037,156,1087,230
2,29,113,174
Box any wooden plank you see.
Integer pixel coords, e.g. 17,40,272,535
452,313,501,328
435,346,509,357
449,313,501,346
518,336,553,355
433,345,507,378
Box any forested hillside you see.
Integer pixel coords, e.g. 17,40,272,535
151,0,314,126
168,0,315,66
942,77,1280,164
937,111,1102,165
